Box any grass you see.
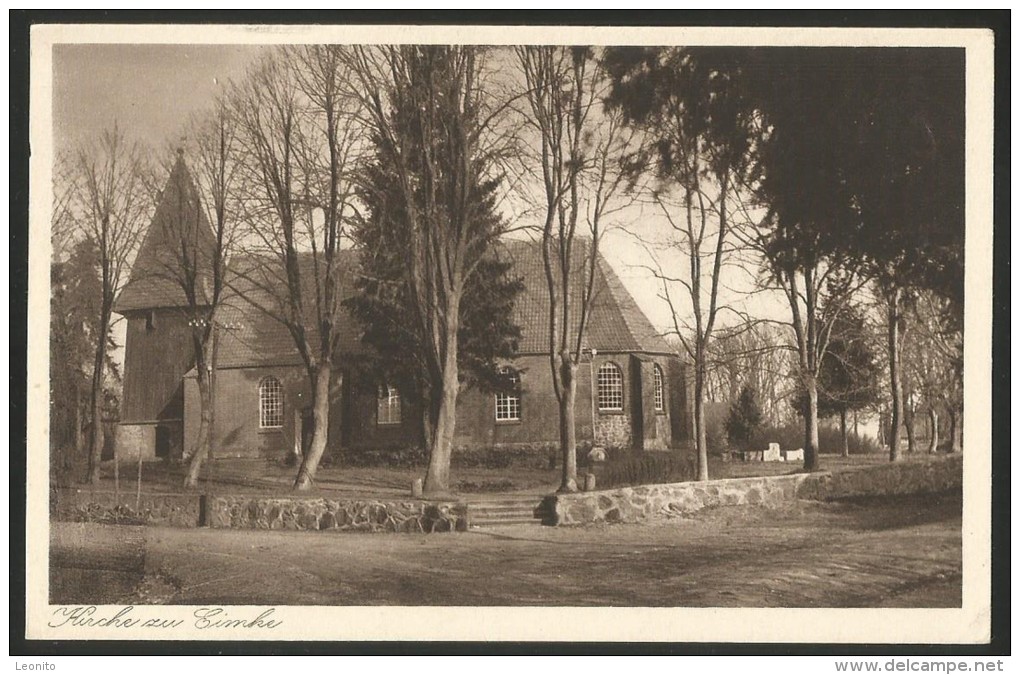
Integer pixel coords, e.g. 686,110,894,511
89,459,560,499
82,448,942,498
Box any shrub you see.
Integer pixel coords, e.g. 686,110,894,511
340,446,428,469
339,443,557,470
592,452,698,490
703,401,730,455
452,444,554,470
455,478,516,493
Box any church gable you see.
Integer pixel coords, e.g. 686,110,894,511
499,238,674,356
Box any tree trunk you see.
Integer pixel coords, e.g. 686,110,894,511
803,376,820,471
184,368,213,488
853,409,859,440
840,409,849,457
68,384,84,479
421,398,436,456
927,408,939,454
557,356,579,493
905,407,917,454
72,385,82,467
424,328,459,497
86,327,108,485
694,364,709,481
948,407,961,452
887,292,903,462
294,361,332,491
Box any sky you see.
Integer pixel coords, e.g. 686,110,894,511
53,44,265,150
52,43,790,361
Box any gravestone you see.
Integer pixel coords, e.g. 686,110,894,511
763,442,782,462
587,446,607,465
783,448,804,462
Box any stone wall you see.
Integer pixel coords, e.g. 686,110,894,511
52,489,470,533
544,455,962,526
795,455,963,501
649,415,671,452
206,495,469,533
52,489,202,527
595,412,632,449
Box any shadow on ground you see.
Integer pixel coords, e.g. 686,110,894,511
50,490,962,608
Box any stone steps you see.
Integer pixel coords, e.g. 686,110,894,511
468,498,545,527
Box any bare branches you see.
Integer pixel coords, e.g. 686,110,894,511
514,46,644,491
63,125,153,483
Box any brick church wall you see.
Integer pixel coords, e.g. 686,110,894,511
184,365,307,461
183,353,690,462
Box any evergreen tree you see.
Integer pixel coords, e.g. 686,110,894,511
348,86,522,466
50,237,121,482
345,46,519,495
725,385,763,451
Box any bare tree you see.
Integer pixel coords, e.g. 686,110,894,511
230,47,364,490
159,102,242,488
515,46,638,492
706,323,795,428
67,127,151,484
601,47,759,480
344,45,515,496
769,253,866,470
905,291,963,454
649,184,755,480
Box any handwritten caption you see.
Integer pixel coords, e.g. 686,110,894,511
48,606,283,631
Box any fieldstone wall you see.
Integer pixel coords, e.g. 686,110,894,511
595,413,632,449
52,489,202,527
206,495,469,533
649,415,671,451
545,455,962,526
795,455,963,501
544,473,811,525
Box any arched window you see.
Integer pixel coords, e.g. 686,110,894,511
597,362,624,411
495,367,521,422
653,364,665,412
258,376,284,429
377,383,402,426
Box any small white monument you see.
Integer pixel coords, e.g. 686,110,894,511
763,442,782,462
783,447,804,462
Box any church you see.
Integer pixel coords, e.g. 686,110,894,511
113,156,692,468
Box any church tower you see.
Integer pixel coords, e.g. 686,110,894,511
114,152,214,461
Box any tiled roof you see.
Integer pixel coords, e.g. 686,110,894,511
499,238,674,355
199,239,673,369
115,155,217,313
212,252,362,369
119,162,674,367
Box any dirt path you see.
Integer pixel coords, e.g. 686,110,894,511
50,491,961,607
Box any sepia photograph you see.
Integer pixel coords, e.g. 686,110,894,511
21,19,998,647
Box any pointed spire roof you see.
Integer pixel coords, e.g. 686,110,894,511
114,153,216,313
